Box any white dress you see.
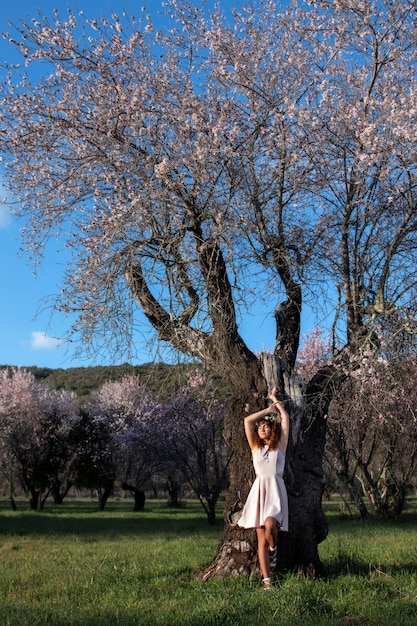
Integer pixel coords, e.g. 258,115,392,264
238,446,289,531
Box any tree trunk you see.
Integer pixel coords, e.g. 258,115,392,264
29,490,40,511
9,464,17,510
40,489,51,510
199,353,330,581
342,475,370,520
121,482,145,511
98,479,114,511
52,490,64,505
166,477,182,507
283,408,328,578
51,480,73,504
199,494,217,525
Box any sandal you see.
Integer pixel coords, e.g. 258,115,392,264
262,577,271,590
268,545,278,569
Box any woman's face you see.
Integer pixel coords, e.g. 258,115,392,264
257,421,272,441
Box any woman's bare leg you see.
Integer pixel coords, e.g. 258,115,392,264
256,527,270,580
264,516,279,550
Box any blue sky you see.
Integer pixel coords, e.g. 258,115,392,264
0,1,168,369
0,0,308,370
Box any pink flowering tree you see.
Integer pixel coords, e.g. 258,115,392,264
297,328,417,518
327,355,417,519
0,368,79,509
77,376,161,511
151,372,231,524
0,368,36,508
76,373,229,516
1,1,417,576
72,405,118,511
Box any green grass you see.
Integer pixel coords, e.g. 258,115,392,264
1,498,417,625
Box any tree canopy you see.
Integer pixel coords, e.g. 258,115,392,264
1,0,416,375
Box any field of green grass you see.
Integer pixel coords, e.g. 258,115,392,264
1,497,416,625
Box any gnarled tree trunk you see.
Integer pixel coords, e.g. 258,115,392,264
199,353,332,580
121,482,146,511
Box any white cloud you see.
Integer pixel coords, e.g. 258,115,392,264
30,331,64,350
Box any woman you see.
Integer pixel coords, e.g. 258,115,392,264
238,387,289,589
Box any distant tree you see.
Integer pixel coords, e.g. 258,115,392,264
71,407,116,511
154,372,231,524
37,386,81,506
0,368,79,509
0,368,32,508
96,376,161,510
2,0,417,576
78,376,161,510
298,329,417,518
328,355,417,518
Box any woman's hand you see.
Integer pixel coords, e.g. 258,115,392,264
268,387,285,414
267,387,290,453
268,386,279,405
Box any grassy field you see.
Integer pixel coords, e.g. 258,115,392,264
0,497,416,625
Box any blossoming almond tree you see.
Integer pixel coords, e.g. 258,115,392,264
327,355,417,517
153,371,231,524
1,0,417,576
78,376,161,511
298,329,417,519
0,368,79,509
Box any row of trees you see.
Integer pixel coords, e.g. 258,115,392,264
0,367,231,523
2,334,417,523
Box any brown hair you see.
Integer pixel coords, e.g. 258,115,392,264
253,419,282,450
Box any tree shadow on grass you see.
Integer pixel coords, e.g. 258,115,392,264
0,499,220,539
325,554,417,579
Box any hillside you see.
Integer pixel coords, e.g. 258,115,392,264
0,362,224,401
